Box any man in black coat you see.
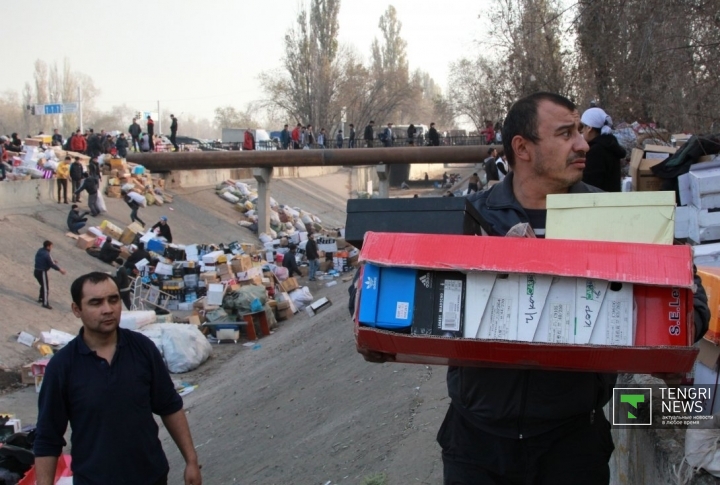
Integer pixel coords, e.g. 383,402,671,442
363,121,375,148
169,114,179,151
305,234,320,281
69,157,84,203
67,204,89,234
116,133,129,158
151,216,173,243
428,122,440,146
128,118,142,152
282,245,302,278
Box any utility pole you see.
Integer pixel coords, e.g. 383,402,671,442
78,86,84,132
157,100,161,134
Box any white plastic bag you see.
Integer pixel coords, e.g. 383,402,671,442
680,415,720,482
128,191,147,207
289,287,314,311
139,324,212,373
96,191,107,213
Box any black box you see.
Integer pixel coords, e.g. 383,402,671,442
345,197,485,248
411,270,466,337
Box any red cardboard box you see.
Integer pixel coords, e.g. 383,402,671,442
355,232,697,373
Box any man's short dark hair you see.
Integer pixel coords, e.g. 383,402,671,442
369,120,374,124
43,240,52,249
71,272,118,308
349,123,354,127
502,92,576,167
487,148,495,155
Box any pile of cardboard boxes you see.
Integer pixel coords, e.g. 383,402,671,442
102,157,172,205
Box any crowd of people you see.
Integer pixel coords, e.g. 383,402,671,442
274,120,448,150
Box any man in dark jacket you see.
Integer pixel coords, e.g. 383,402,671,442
86,129,102,158
282,245,302,278
151,216,173,243
348,124,356,148
128,119,142,152
67,204,89,234
169,114,179,151
75,173,100,217
363,121,375,148
580,107,626,192
280,124,291,150
69,157,84,202
428,122,440,146
98,236,121,264
115,262,135,310
124,242,151,270
87,157,101,181
305,233,320,281
435,93,709,484
34,240,67,309
116,133,129,158
51,129,63,146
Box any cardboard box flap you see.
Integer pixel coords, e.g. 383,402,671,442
546,191,676,209
359,232,694,288
644,145,678,155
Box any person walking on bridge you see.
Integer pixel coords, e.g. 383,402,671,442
170,114,179,151
364,121,375,148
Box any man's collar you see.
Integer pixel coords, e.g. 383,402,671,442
485,171,588,209
76,326,125,355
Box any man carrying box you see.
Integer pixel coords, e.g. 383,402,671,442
432,92,710,484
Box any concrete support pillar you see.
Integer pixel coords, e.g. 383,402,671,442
376,164,389,198
253,167,273,235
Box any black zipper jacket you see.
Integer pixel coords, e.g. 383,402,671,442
452,172,709,441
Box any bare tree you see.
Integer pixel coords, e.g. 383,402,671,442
260,0,343,131
213,105,260,131
576,0,720,132
448,57,505,132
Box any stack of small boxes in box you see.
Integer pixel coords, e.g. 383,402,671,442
103,158,172,205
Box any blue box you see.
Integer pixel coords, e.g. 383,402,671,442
358,264,416,330
147,238,166,253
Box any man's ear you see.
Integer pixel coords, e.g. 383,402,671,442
71,302,82,318
511,135,532,165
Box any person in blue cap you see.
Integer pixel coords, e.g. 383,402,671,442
151,216,173,243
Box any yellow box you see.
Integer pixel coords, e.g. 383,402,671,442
546,191,676,245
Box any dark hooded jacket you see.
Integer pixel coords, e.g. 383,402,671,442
582,134,626,192
442,172,710,445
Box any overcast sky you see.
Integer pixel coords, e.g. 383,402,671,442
3,0,490,122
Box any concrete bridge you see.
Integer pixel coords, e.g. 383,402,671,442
127,145,499,234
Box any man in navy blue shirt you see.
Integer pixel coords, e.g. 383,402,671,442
34,272,202,485
34,240,67,310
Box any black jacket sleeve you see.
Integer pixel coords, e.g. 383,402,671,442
693,265,710,343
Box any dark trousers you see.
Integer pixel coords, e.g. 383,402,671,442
34,270,49,306
151,475,168,485
131,208,145,226
57,179,68,203
170,132,178,151
71,179,81,202
131,135,141,151
468,183,479,194
439,406,613,485
120,290,132,310
149,135,154,150
68,222,85,234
